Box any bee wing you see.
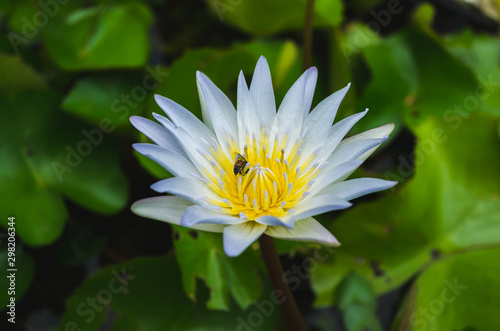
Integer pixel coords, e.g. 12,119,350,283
243,162,250,173
234,153,242,163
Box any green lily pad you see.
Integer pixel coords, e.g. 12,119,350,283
43,2,152,70
354,28,478,134
172,226,264,311
60,256,281,330
336,274,382,331
401,29,479,127
397,247,500,331
445,32,500,118
209,0,343,36
62,73,150,130
0,91,128,246
0,53,46,94
311,114,500,306
356,33,417,135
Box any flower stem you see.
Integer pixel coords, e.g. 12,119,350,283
259,234,308,331
302,0,316,71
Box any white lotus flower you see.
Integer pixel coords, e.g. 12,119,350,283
131,56,396,257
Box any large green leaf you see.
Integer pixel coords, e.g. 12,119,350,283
43,2,152,70
311,114,500,306
354,28,479,134
0,53,46,94
445,31,500,118
209,0,343,36
62,73,149,130
397,247,500,331
336,274,382,331
59,256,281,330
0,91,128,246
356,33,417,135
401,29,480,127
172,226,264,311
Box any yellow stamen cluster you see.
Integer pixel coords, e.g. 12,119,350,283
196,127,323,220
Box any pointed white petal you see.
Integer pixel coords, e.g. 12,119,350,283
321,124,395,183
196,71,238,157
338,123,395,162
133,143,200,178
271,67,318,156
255,215,294,229
237,71,260,149
150,120,219,179
339,123,395,145
327,137,387,169
130,116,186,157
150,177,222,210
223,222,267,257
302,84,350,147
290,195,351,220
249,56,276,129
181,205,245,227
319,178,397,201
303,67,318,118
265,217,340,246
309,160,363,195
301,109,368,170
151,112,176,130
154,94,215,143
131,196,225,233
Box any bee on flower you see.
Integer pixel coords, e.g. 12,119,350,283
130,56,396,257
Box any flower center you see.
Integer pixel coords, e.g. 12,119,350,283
201,128,321,220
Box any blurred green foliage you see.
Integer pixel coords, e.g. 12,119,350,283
0,0,499,330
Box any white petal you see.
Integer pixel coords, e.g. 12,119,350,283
181,205,245,227
339,123,395,144
249,56,276,129
237,71,260,149
301,110,368,169
131,196,225,233
318,178,397,201
130,116,186,157
290,195,351,220
150,121,219,179
223,222,267,257
338,123,395,162
154,94,215,143
133,143,199,178
255,215,294,229
150,177,222,210
308,160,363,196
303,67,318,118
196,71,238,157
151,112,176,131
271,67,318,157
265,217,340,246
302,84,350,147
326,137,387,169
